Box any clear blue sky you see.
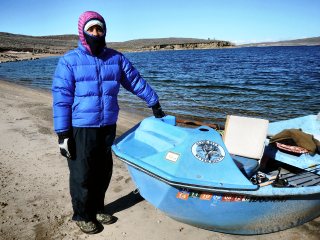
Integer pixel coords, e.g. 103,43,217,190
1,0,319,44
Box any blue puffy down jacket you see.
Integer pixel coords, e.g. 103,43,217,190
52,42,159,133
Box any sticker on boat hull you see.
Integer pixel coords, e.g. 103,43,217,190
200,193,213,200
176,191,189,200
191,140,225,163
176,189,287,203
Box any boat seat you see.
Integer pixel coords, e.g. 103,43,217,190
223,115,269,176
232,155,260,178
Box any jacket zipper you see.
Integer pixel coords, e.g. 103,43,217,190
95,57,104,126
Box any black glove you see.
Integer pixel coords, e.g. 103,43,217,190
152,102,166,118
58,131,75,159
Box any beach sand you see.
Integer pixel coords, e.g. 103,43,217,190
0,79,319,240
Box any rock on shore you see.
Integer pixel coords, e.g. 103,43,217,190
0,51,57,63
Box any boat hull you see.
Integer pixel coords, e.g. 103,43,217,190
127,165,320,235
112,115,320,234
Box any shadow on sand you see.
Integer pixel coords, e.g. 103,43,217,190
104,190,144,215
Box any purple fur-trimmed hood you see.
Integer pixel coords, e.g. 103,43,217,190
78,11,107,54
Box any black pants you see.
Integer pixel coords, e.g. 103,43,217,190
67,125,116,222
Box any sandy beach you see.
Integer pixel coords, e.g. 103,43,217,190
0,79,319,240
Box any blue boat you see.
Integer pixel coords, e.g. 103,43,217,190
112,115,320,235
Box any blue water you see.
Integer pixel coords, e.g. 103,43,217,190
0,46,319,124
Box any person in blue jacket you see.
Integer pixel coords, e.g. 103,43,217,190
52,11,165,234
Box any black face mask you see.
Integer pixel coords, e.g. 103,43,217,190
84,32,106,56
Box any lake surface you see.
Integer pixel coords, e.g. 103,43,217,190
0,46,319,124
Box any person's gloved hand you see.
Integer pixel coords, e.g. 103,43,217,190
152,101,166,118
58,131,75,159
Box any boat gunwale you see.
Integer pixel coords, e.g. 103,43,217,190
114,153,320,198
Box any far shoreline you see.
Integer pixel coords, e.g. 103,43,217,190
1,44,320,64
0,51,59,63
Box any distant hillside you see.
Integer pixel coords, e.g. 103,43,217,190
109,38,234,52
0,32,78,54
240,36,320,47
0,32,233,54
1,32,319,63
1,32,319,55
